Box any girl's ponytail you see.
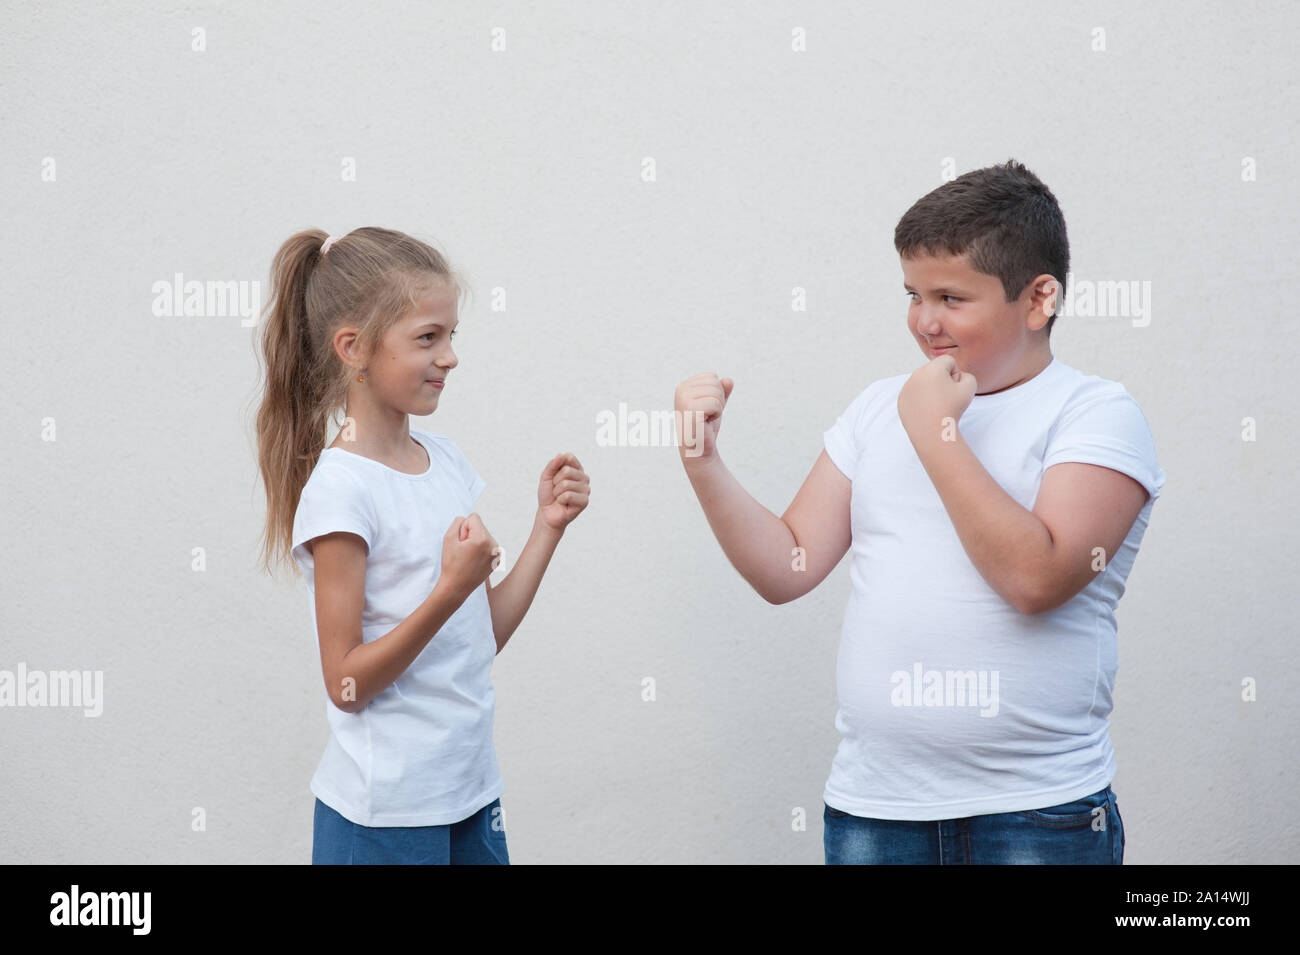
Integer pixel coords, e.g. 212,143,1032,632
254,230,332,577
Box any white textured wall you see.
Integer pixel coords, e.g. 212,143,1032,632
2,0,1295,864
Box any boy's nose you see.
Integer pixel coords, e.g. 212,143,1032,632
917,310,944,335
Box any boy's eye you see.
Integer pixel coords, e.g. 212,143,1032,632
905,292,961,304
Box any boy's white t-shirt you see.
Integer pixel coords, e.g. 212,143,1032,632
291,429,503,827
821,356,1165,820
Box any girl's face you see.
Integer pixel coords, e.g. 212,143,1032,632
902,252,1053,395
369,280,460,414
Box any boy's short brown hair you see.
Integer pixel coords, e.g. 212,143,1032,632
894,159,1070,336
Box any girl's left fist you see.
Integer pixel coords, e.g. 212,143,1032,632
538,452,590,531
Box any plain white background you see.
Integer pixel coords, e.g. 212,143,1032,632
2,0,1295,863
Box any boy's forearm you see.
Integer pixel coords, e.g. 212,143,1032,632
333,579,469,712
906,429,1052,613
486,512,563,653
681,451,801,604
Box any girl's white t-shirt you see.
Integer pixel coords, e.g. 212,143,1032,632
821,357,1166,820
291,429,503,827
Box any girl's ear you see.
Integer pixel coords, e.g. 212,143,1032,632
332,325,364,370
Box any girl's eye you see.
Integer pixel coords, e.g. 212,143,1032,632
944,296,960,304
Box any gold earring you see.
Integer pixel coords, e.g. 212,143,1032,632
357,369,366,383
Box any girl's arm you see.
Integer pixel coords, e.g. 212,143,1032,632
486,514,563,654
312,515,497,712
486,452,589,654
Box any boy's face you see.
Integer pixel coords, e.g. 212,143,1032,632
901,251,1053,395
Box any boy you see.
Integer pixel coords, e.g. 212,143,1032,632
674,159,1164,864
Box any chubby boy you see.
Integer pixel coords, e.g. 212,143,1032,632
674,159,1165,864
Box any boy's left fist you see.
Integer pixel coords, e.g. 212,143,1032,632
897,354,977,439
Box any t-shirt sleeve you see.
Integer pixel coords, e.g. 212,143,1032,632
1042,387,1166,502
823,382,880,479
432,433,486,504
291,464,379,568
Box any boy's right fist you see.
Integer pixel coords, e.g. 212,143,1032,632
674,372,735,461
439,512,501,600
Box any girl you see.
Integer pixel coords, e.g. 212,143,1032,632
253,227,589,864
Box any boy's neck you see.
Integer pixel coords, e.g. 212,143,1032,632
975,349,1053,396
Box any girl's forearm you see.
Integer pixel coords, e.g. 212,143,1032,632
331,578,471,712
487,512,563,653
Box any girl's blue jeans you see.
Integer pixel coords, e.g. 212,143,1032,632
824,784,1125,864
312,797,509,865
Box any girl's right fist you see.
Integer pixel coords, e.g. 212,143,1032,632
439,513,501,600
673,372,735,461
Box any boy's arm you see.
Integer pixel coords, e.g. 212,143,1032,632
682,450,850,605
1028,462,1149,613
907,429,1147,614
675,369,852,604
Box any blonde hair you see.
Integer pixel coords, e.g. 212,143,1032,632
252,227,466,578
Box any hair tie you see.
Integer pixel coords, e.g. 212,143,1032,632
321,235,340,255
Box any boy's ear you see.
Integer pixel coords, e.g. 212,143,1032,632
1024,274,1058,330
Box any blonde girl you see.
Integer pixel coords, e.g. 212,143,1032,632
254,227,589,864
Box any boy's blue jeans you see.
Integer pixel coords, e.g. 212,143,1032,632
312,797,509,865
824,785,1125,864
